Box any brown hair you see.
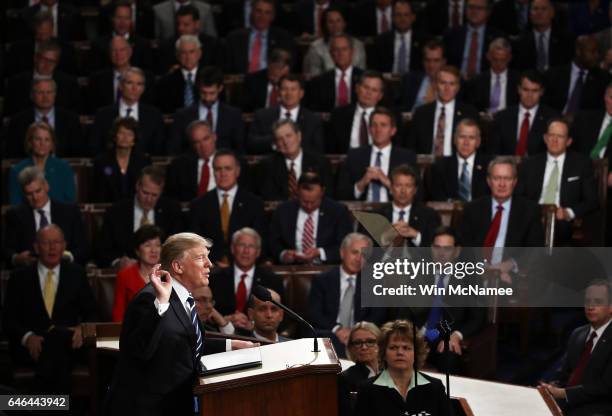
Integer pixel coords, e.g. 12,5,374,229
24,121,56,155
109,117,140,150
160,232,212,273
378,320,429,369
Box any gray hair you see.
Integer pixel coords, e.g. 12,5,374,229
346,321,382,361
231,227,262,248
488,37,512,53
175,34,202,51
185,119,213,139
272,118,301,136
31,77,57,94
341,232,373,250
18,166,47,188
487,156,518,178
120,66,146,83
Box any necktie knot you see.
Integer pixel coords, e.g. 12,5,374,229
347,276,355,287
496,204,504,212
524,111,530,120
440,105,445,115
187,72,193,82
285,111,291,120
186,295,195,307
240,273,247,282
578,70,585,80
399,210,406,221
223,193,229,201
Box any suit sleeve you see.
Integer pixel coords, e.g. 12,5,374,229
76,267,99,322
66,204,89,265
336,158,358,200
229,110,246,154
323,205,353,264
2,272,30,346
246,113,274,154
308,115,324,154
119,291,167,361
268,208,286,262
308,274,337,330
567,157,598,218
565,341,612,407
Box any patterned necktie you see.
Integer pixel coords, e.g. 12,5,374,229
235,273,248,312
338,277,355,328
590,119,612,159
185,72,194,107
371,151,383,201
43,270,56,318
337,71,349,107
38,209,49,229
197,159,209,196
434,105,446,156
249,31,263,73
288,161,298,199
490,74,501,112
567,331,597,387
565,70,585,115
542,160,559,204
302,214,315,252
466,29,479,79
359,110,369,147
186,296,204,361
516,111,530,156
220,193,230,241
537,32,547,71
398,35,408,75
140,209,150,227
458,159,471,201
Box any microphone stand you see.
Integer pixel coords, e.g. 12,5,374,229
438,318,453,413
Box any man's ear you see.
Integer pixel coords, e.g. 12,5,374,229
171,259,183,275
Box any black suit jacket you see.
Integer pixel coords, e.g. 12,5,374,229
91,150,152,203
459,195,544,247
242,69,271,112
423,0,461,36
98,0,155,39
3,200,88,266
90,33,153,72
96,197,184,267
154,68,200,114
571,109,612,158
87,68,154,114
376,203,441,248
443,24,505,75
350,0,389,37
156,34,224,75
5,38,77,76
107,284,225,416
188,187,266,263
22,2,83,41
512,27,575,71
5,107,83,158
336,145,417,200
465,69,520,112
224,27,297,73
426,152,492,201
369,30,428,73
208,266,284,315
2,261,98,360
516,151,598,219
306,67,364,112
91,103,165,156
294,0,347,35
489,104,559,155
170,102,245,155
543,65,610,113
257,150,333,200
398,71,427,111
163,153,201,202
555,323,612,416
269,197,353,264
407,101,479,154
247,106,324,154
489,0,527,36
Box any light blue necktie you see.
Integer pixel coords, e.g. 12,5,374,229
398,35,408,74
490,74,501,112
371,151,383,201
458,159,471,201
185,72,194,107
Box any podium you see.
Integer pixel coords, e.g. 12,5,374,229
194,338,341,416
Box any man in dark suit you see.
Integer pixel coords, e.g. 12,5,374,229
2,224,98,393
516,118,598,244
107,232,255,416
308,232,386,356
97,166,184,268
258,119,332,199
398,39,446,111
208,227,284,330
512,0,575,72
541,279,612,416
544,35,610,117
242,48,291,112
246,289,290,342
571,82,612,161
294,0,345,37
224,0,296,73
489,0,529,37
369,0,427,74
465,37,519,113
248,75,323,154
423,0,467,36
307,33,364,112
219,0,251,36
4,40,80,116
5,78,82,158
489,70,559,156
188,149,266,265
269,171,353,264
337,107,417,201
350,0,392,37
91,66,165,155
98,0,155,40
21,0,83,41
4,167,88,268
408,65,479,155
170,66,245,155
427,118,491,202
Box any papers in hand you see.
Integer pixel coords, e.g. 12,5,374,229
199,346,262,376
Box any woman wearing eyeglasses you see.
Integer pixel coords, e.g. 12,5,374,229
338,321,381,416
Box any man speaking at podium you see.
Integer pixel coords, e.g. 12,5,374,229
107,232,256,416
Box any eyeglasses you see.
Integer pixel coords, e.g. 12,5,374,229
349,339,377,348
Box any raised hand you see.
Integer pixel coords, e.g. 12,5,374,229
150,264,173,304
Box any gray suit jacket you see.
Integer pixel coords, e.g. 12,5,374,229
153,0,217,39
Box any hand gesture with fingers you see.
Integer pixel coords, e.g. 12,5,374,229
150,264,173,304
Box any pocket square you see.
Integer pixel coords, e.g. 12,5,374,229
567,176,580,182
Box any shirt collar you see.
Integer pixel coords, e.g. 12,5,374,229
571,61,588,77
234,264,255,278
492,196,512,210
519,103,538,116
119,99,139,113
171,277,191,306
35,200,51,216
174,1,190,11
373,369,430,390
457,152,476,166
393,203,412,214
395,29,412,39
437,99,456,109
38,261,60,283
253,330,279,342
217,184,238,200
286,148,303,163
36,107,55,119
490,69,507,79
280,105,300,120
336,66,353,78
534,27,551,38
339,266,357,281
546,152,566,163
182,67,198,80
372,142,392,154
199,100,218,111
591,318,612,341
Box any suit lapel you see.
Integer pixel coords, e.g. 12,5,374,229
447,157,459,197
506,198,521,245
288,202,300,249
52,266,68,318
229,189,244,232
331,267,341,319
316,200,328,246
170,290,195,344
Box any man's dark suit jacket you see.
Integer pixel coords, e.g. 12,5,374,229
336,145,417,200
423,0,462,36
5,38,77,76
465,69,520,112
247,106,324,154
543,65,610,113
326,103,405,153
188,187,266,263
443,24,505,75
571,110,612,158
516,151,598,220
170,102,245,155
368,30,428,73
488,104,559,155
4,70,81,116
163,153,201,202
3,200,88,266
208,266,284,315
91,150,152,203
459,195,544,247
397,71,427,111
156,34,224,75
349,0,391,37
269,197,353,264
407,101,479,154
426,152,492,201
96,197,184,267
22,2,83,41
154,68,200,114
2,261,98,362
257,150,333,200
554,322,612,416
107,284,226,416
306,67,364,112
91,102,165,156
90,34,153,72
489,0,527,36
294,0,347,35
242,69,271,112
98,0,155,39
5,107,83,158
308,266,387,332
375,203,441,248
224,27,297,73
512,27,575,71
87,68,154,114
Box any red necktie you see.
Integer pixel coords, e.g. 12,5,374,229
269,84,279,107
466,30,479,79
235,273,248,312
205,106,213,130
483,204,504,260
197,159,210,196
288,161,298,199
515,111,530,156
567,331,597,387
249,32,263,73
337,71,349,107
381,12,390,33
302,214,315,252
359,110,369,147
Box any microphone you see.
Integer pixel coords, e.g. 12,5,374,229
251,285,320,352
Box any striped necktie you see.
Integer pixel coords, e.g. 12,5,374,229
186,296,204,361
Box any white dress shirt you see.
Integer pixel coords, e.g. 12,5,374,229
295,208,326,261
533,28,551,70
448,0,464,26
279,105,299,122
394,30,412,73
392,203,422,246
21,262,61,346
564,62,588,113
233,265,255,295
119,99,139,120
539,152,566,206
434,100,456,156
350,105,375,148
456,152,476,182
198,101,219,130
285,149,303,179
334,66,354,103
490,197,512,264
35,107,56,128
489,70,508,112
376,6,392,34
182,67,198,83
335,266,357,328
42,3,58,36
134,199,156,231
217,185,238,215
517,104,538,141
353,144,392,201
196,154,216,192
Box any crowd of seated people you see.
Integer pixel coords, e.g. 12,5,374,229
1,0,612,411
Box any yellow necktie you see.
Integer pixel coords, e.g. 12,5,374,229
220,193,230,241
140,209,150,227
43,270,56,317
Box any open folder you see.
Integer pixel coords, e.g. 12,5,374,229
199,346,263,376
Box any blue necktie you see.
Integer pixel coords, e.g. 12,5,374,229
425,275,446,341
186,296,203,361
398,35,408,74
458,160,471,201
398,210,406,222
185,72,195,107
371,151,383,201
38,209,49,229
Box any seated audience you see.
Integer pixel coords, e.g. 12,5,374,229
22,0,83,42
193,286,236,334
242,48,291,112
153,0,217,40
246,289,290,342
